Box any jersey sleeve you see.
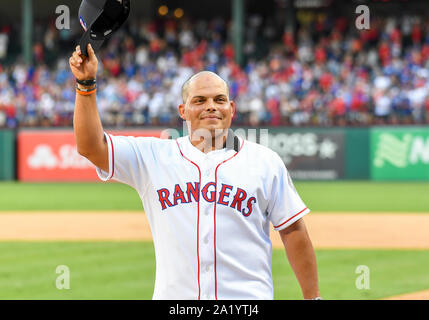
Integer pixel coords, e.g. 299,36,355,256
96,132,154,192
267,153,310,231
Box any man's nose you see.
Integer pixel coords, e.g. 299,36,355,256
205,99,217,110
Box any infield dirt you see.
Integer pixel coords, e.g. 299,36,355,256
1,212,428,249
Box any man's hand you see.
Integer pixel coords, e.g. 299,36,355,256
69,44,98,81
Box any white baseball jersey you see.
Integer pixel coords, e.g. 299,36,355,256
96,130,310,300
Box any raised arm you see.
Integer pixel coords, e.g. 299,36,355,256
69,44,108,172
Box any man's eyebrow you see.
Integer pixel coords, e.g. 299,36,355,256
191,94,228,100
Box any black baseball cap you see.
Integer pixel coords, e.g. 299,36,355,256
78,0,130,57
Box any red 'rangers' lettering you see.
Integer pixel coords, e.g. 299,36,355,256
157,182,256,216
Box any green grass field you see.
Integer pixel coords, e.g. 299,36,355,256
1,181,428,212
0,181,428,300
0,242,428,300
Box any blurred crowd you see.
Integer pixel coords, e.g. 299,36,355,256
1,11,429,128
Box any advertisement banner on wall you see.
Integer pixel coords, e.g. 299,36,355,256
270,131,344,180
371,127,429,180
18,129,166,182
240,129,345,180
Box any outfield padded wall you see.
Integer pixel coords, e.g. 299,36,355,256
11,127,428,182
345,128,370,179
0,130,15,180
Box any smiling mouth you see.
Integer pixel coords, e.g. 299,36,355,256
201,115,221,120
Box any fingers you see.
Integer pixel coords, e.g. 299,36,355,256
87,44,97,61
69,43,97,78
69,46,85,68
70,53,83,68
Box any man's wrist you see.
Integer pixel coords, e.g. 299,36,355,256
76,78,97,86
77,83,96,90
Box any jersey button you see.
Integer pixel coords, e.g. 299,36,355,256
204,237,209,244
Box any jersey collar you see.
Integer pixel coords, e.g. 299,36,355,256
224,129,240,153
177,129,242,164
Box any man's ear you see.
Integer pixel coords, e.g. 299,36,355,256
230,100,236,118
178,104,186,120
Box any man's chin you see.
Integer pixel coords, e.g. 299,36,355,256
207,126,228,136
191,125,227,137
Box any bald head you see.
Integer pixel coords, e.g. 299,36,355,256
181,71,230,103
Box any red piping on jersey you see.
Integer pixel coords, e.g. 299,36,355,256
273,207,308,229
176,140,202,300
107,134,115,179
213,138,245,300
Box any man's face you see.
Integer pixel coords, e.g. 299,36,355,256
179,74,235,137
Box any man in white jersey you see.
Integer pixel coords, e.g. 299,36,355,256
69,44,321,300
